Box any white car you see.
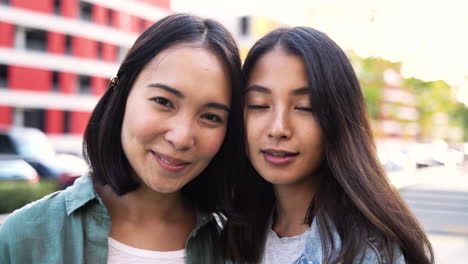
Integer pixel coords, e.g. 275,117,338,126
0,126,87,186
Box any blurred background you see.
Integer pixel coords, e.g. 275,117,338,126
0,0,467,262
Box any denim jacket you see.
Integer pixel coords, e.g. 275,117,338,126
0,174,225,264
293,218,405,264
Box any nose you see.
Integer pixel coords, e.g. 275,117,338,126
268,109,291,140
164,116,195,151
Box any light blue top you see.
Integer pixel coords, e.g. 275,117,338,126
293,218,405,264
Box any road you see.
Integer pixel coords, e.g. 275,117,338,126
400,186,468,235
390,165,468,264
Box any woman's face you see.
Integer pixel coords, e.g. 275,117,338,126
121,45,231,194
244,47,323,186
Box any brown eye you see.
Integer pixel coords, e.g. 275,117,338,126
152,97,174,108
246,105,270,110
295,107,314,112
201,113,223,123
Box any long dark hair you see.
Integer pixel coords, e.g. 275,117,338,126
223,27,434,264
83,14,244,213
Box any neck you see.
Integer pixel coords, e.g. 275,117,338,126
98,184,193,223
97,183,197,251
272,178,316,237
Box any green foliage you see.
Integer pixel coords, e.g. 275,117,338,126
450,103,468,141
350,54,400,120
347,52,466,141
0,180,59,214
405,78,455,113
403,78,460,140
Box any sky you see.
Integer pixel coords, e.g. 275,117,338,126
172,0,468,105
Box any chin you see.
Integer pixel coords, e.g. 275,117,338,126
144,180,185,194
151,186,183,194
260,174,292,185
260,171,309,186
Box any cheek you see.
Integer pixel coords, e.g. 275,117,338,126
123,105,161,143
134,119,157,139
303,120,324,153
244,115,260,147
199,129,226,157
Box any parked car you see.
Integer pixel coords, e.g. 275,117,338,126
377,143,417,172
407,141,463,168
0,155,39,183
0,126,87,186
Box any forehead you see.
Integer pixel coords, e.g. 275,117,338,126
143,44,227,80
247,48,308,94
135,44,231,102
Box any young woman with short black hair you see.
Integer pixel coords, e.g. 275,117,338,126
0,14,243,264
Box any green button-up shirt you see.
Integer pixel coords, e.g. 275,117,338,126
0,174,225,264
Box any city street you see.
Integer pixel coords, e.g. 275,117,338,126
389,165,468,263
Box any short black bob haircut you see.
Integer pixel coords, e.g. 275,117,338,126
83,14,244,213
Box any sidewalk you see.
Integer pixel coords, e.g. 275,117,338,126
390,164,468,264
429,233,468,264
388,165,468,190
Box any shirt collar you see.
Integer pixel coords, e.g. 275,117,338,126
62,173,219,231
302,217,342,263
63,173,100,216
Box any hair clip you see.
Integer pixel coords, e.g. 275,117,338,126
109,76,119,90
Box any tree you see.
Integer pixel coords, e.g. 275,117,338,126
350,53,466,141
403,78,463,141
350,54,400,120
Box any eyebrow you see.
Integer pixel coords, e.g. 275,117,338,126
148,83,184,98
246,84,310,95
245,85,271,94
292,87,310,95
205,102,230,113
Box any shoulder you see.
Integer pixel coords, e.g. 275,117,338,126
301,221,405,264
0,190,68,261
0,189,67,234
0,191,66,243
361,236,405,264
186,211,226,263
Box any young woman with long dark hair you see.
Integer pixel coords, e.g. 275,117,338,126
0,14,243,264
224,27,434,264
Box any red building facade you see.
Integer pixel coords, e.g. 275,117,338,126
0,0,170,152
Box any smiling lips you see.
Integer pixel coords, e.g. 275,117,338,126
152,151,191,172
261,149,299,165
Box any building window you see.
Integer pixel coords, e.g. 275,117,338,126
0,64,7,88
24,108,46,132
139,18,147,32
52,71,59,92
96,41,103,59
65,35,72,55
54,0,61,15
240,16,250,37
25,28,47,51
0,135,16,154
79,1,93,22
63,110,70,134
107,9,114,27
78,75,91,94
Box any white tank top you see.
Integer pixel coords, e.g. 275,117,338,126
107,237,186,264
